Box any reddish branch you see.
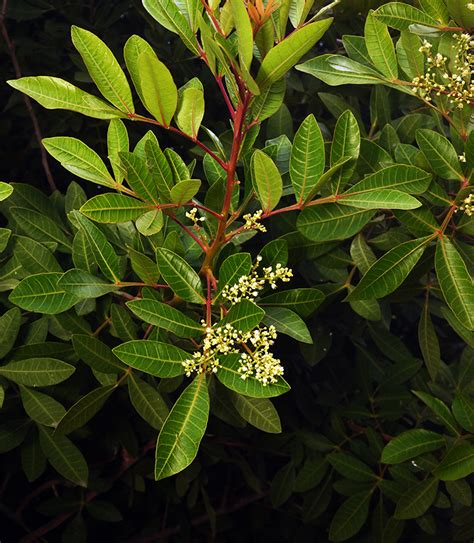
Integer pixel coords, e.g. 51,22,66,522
0,0,56,192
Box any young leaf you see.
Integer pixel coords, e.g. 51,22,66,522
347,237,430,301
127,299,202,338
107,119,129,182
136,209,164,236
176,87,204,138
80,194,151,223
9,273,79,314
0,182,13,201
416,129,464,181
128,374,169,430
7,77,123,119
365,10,398,79
263,307,313,344
38,426,88,487
290,114,325,203
169,179,201,205
43,137,115,187
230,0,253,70
113,340,188,378
155,248,204,303
71,26,134,113
252,150,283,212
144,138,174,202
381,429,445,464
229,393,282,433
154,375,209,480
0,358,75,386
394,478,438,519
119,151,160,204
256,19,333,89
435,237,474,331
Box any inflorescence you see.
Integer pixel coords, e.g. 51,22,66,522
411,33,473,108
221,256,293,304
242,209,267,232
458,193,473,216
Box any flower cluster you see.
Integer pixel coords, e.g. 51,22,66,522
221,256,293,304
182,323,284,385
458,193,473,216
411,34,474,108
242,209,267,232
468,3,474,10
185,207,205,226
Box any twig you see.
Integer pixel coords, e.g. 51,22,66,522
0,0,56,192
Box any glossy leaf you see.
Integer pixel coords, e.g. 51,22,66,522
395,478,438,519
452,393,474,433
365,10,398,79
416,129,464,181
156,248,204,303
176,87,204,138
220,299,265,333
230,0,253,70
339,189,421,210
329,491,372,541
434,443,474,481
373,3,439,30
72,334,125,374
259,288,324,317
0,307,21,359
252,150,283,212
418,302,441,380
128,374,169,430
20,387,66,428
381,429,445,464
330,111,360,194
263,307,312,344
57,269,119,299
230,393,281,433
80,194,151,223
346,165,431,194
169,179,201,205
119,151,160,204
0,358,75,386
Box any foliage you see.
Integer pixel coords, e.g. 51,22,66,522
0,0,473,541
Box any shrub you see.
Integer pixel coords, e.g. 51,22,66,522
1,0,473,541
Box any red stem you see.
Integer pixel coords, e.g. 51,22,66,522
216,75,236,119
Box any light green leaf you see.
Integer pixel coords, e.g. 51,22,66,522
217,353,290,398
7,77,123,119
297,54,387,86
72,334,125,374
9,273,79,314
0,358,75,386
373,3,439,30
128,374,169,430
176,87,204,138
220,299,265,333
381,429,445,464
395,478,438,519
435,237,474,331
144,138,174,202
119,151,160,204
156,248,204,303
347,237,430,301
252,150,283,212
169,179,201,205
417,129,464,181
71,26,133,113
43,136,115,187
365,10,398,79
127,299,202,337
434,443,474,481
329,491,372,541
256,18,333,89
250,79,286,123
258,288,324,317
113,340,188,377
107,119,129,183
217,253,252,299
155,375,209,480
38,426,88,487
330,111,360,194
20,387,66,428
418,302,441,381
80,194,152,223
136,209,164,236
452,393,474,433
339,189,421,210
0,182,13,201
346,165,432,194
290,114,325,203
55,385,116,435
230,393,281,433
230,0,253,70
263,307,312,344
58,269,120,299
297,204,374,242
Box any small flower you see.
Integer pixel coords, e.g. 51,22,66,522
459,153,467,163
242,209,267,233
185,207,205,225
468,3,474,10
459,193,473,216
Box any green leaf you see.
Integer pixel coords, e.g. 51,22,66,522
340,189,421,210
20,387,66,428
252,150,283,212
0,358,74,386
381,429,445,464
230,0,253,70
434,443,474,481
127,299,202,338
155,248,204,303
0,307,21,359
256,18,333,89
373,3,439,31
413,390,460,436
435,237,474,331
136,209,164,236
55,385,116,435
38,426,88,487
452,393,474,433
329,491,372,541
155,375,209,480
250,79,286,122
74,213,122,283
217,353,290,398
220,299,265,333
263,307,312,344
347,237,430,301
72,334,125,374
80,194,151,224
113,340,188,378
176,87,205,138
128,374,169,430
290,114,325,203
21,433,46,482
9,273,79,314
270,462,296,507
13,236,62,274
365,10,398,79
107,119,129,183
328,452,375,482
346,165,432,194
297,54,387,86
217,253,252,299
169,179,201,205
0,182,13,201
418,302,441,381
11,207,71,252
416,129,464,181
395,478,438,519
259,288,324,317
350,234,376,275
144,138,174,202
57,269,119,299
330,111,360,194
118,151,160,204
297,204,374,242
229,393,281,433
43,137,115,188
71,26,133,113
7,77,123,119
